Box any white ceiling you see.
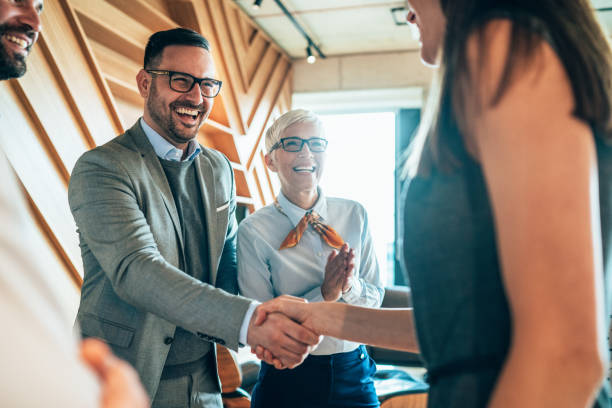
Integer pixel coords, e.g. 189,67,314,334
234,0,418,58
235,0,612,60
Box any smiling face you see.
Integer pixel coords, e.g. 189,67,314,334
405,0,446,66
266,121,326,202
0,0,43,80
138,44,215,148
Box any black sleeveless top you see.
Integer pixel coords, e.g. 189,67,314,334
401,16,612,407
403,135,612,406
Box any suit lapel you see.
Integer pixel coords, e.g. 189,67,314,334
125,121,184,250
194,152,217,283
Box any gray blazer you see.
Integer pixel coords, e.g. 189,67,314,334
69,120,252,399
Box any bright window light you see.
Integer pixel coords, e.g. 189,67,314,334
318,111,396,286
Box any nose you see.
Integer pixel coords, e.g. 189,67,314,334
297,143,314,157
16,1,42,35
184,81,205,105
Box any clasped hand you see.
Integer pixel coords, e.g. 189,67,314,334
246,297,321,370
248,295,318,369
321,243,355,301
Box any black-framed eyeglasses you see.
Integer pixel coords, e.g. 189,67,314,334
270,137,328,153
146,69,222,98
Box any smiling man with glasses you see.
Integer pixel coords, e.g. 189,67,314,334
68,28,320,408
237,109,384,408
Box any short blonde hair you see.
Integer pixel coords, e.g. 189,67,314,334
265,109,323,153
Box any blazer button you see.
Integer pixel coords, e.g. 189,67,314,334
164,337,174,345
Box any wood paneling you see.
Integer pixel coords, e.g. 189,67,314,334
0,0,290,322
380,393,427,408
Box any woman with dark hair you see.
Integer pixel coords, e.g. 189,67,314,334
256,0,612,406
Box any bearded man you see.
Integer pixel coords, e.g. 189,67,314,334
69,28,319,408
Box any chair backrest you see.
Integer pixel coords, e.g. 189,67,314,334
381,286,412,308
217,346,242,393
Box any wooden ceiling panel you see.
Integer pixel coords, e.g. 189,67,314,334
105,0,177,32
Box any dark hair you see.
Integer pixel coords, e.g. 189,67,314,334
409,0,612,175
143,28,210,69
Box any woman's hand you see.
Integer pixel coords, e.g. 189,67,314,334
321,244,355,301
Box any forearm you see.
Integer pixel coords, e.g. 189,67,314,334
115,251,251,349
309,303,419,353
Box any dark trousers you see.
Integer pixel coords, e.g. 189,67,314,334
250,345,379,408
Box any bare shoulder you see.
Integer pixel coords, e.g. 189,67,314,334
464,18,571,113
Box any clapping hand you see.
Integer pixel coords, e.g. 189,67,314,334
321,243,355,302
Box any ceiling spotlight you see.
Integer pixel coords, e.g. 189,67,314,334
253,0,263,10
306,46,316,64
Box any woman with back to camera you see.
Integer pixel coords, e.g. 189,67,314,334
256,0,612,406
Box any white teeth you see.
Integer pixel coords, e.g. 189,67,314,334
175,107,199,117
5,35,28,49
294,166,315,172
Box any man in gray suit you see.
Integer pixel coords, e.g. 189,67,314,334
69,28,319,407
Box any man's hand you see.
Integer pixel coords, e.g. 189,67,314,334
321,244,355,301
80,338,149,408
247,303,321,370
250,295,319,369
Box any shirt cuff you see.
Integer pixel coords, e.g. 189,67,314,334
239,301,260,347
341,277,363,304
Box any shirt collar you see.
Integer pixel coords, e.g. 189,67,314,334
140,117,201,162
277,188,328,226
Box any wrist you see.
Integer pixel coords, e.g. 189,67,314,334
321,286,339,302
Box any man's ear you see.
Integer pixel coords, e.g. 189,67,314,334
265,153,277,172
136,69,150,98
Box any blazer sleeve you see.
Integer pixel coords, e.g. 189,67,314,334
69,149,251,350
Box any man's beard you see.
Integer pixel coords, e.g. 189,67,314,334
146,80,207,144
0,49,26,80
0,24,35,80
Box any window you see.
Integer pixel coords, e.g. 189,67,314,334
318,112,396,286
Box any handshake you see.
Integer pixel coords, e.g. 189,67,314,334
246,295,321,370
245,244,355,369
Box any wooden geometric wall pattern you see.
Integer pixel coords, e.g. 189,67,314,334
0,0,291,319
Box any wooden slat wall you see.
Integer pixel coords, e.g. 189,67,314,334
0,0,291,320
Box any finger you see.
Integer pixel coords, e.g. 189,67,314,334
263,350,284,369
253,307,268,326
278,294,308,303
346,248,355,262
80,338,113,378
340,243,349,255
252,345,263,358
255,296,303,325
277,316,320,346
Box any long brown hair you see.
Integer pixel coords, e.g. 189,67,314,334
406,0,612,176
